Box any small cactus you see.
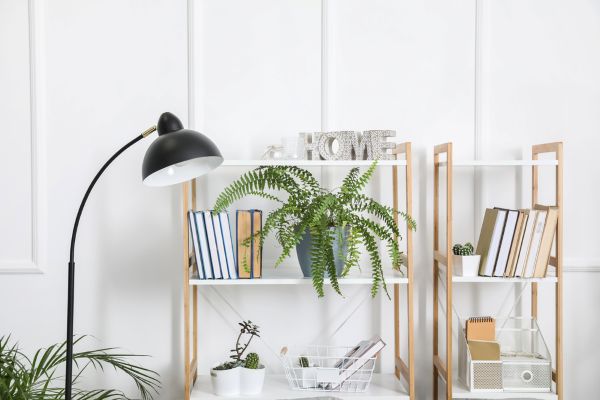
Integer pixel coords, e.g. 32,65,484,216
453,242,474,256
299,356,309,368
245,352,260,369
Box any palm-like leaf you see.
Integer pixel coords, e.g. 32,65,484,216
0,335,160,400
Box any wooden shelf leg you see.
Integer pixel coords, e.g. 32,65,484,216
555,144,564,399
182,181,191,400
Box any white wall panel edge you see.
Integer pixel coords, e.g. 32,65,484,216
0,0,47,274
563,258,600,273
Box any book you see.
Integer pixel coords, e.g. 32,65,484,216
523,210,547,278
219,212,237,279
466,316,495,341
476,208,507,276
493,209,519,277
331,336,386,390
252,210,263,278
506,210,528,277
514,209,537,277
236,211,252,278
236,210,263,278
532,205,559,278
213,212,230,279
195,211,213,279
188,211,204,279
204,211,223,279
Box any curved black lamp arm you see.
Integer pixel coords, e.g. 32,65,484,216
65,126,156,400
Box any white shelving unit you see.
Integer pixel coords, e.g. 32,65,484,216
432,142,564,400
181,143,416,399
439,160,558,167
222,159,407,167
451,380,557,400
190,269,408,286
190,374,410,400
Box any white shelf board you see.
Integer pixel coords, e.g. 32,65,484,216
190,268,407,286
221,159,407,167
191,373,409,400
438,269,557,284
452,275,558,283
438,160,558,167
452,380,557,399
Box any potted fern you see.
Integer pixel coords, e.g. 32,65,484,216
214,162,415,298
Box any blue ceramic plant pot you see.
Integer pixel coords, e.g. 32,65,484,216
296,227,349,278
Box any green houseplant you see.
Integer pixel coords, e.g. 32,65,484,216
0,335,160,400
214,162,415,298
452,242,480,277
211,321,264,396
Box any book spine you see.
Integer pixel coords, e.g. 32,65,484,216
190,211,204,279
250,210,255,279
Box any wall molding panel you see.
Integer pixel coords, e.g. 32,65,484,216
0,0,47,274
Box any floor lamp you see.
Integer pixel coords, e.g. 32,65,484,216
66,112,223,399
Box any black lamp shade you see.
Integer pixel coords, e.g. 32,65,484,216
142,112,223,186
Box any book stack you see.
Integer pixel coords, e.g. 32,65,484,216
188,210,238,280
476,205,558,278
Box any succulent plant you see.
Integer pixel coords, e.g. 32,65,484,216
213,360,241,370
453,242,474,256
299,356,310,368
245,352,260,369
213,320,261,371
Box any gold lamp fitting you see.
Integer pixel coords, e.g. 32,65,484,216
142,125,158,138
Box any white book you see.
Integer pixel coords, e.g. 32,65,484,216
219,212,237,279
331,336,386,390
493,209,519,277
213,212,230,279
514,210,536,277
523,210,547,278
203,211,223,279
188,211,204,279
481,209,507,276
194,211,213,279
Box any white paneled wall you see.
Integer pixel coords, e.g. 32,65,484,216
0,0,598,399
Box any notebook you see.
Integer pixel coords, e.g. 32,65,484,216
466,316,495,341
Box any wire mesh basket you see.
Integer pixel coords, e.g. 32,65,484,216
459,317,552,393
281,345,377,393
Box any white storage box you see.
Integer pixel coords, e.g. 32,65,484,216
281,345,376,393
459,317,552,393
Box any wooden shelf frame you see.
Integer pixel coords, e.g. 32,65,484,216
181,142,416,400
432,142,563,400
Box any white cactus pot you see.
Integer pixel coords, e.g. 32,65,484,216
210,365,241,396
240,366,266,395
453,254,481,277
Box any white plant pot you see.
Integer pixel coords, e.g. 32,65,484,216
240,366,265,395
210,365,241,396
453,255,481,277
